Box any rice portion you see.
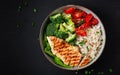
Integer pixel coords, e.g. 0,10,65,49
76,24,102,59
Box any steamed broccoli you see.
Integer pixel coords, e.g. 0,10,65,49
55,23,68,39
46,13,65,36
49,13,63,23
65,32,76,43
56,22,76,43
55,31,68,40
46,23,56,36
62,13,75,32
46,13,76,43
62,22,75,33
59,23,66,32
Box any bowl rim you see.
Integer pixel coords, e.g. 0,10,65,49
39,4,106,70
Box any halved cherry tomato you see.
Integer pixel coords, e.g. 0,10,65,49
72,18,82,24
84,22,91,28
81,11,87,18
78,22,91,29
64,7,75,14
78,23,85,29
72,11,82,19
75,29,86,36
91,18,98,25
85,14,93,23
75,28,79,31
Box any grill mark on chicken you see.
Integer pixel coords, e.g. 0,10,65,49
47,36,82,66
79,56,91,67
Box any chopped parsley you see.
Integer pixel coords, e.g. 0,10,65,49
108,68,113,73
91,69,94,72
32,21,35,27
79,40,85,46
17,5,22,12
101,39,103,41
85,70,88,75
97,72,104,75
87,29,90,32
97,72,101,75
88,71,91,74
86,46,89,50
33,8,37,13
24,1,28,6
75,71,78,74
96,31,100,34
101,72,104,75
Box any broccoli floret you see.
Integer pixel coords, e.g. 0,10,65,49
55,31,68,40
62,13,74,25
65,32,76,43
46,13,76,43
62,13,75,32
59,23,66,32
56,23,76,42
55,24,68,39
46,23,56,36
46,22,60,36
62,22,75,33
62,13,71,20
49,13,63,23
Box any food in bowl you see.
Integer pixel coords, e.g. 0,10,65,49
40,5,105,70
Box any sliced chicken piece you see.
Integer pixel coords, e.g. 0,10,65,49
79,56,91,67
47,36,82,66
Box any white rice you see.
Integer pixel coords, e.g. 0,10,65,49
76,24,103,59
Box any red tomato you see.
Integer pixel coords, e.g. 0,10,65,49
85,22,91,28
72,18,82,24
85,14,93,23
72,11,82,19
91,18,99,25
78,23,85,29
78,22,91,29
81,11,87,18
75,29,86,36
75,28,79,31
64,7,75,14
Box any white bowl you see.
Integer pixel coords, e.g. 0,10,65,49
40,5,106,70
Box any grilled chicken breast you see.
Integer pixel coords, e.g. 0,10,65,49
79,56,91,67
47,36,82,66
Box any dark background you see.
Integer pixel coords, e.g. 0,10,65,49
1,0,120,75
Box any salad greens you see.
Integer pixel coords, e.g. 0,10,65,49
54,57,72,68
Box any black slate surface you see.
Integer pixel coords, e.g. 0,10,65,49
2,0,120,75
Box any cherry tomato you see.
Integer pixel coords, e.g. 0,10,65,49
72,11,82,19
64,7,75,14
81,11,87,18
75,29,86,36
78,23,85,29
91,18,98,25
75,28,79,31
72,18,82,24
78,22,91,29
85,14,93,23
84,22,91,28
